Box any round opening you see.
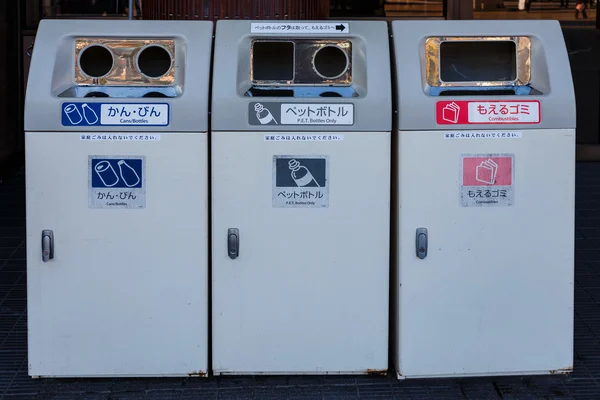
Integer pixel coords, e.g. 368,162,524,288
313,45,349,80
79,45,114,78
84,91,110,98
143,91,168,98
137,45,172,79
320,91,342,97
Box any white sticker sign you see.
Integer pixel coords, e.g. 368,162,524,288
273,156,329,208
460,154,515,207
280,104,353,125
444,132,522,140
89,156,146,209
264,134,344,142
80,134,161,141
251,22,349,34
100,104,169,126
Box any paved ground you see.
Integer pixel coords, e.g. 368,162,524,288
1,163,600,399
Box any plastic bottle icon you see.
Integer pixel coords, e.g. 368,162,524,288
117,160,141,187
95,161,119,187
82,103,99,125
255,103,278,125
288,159,319,187
64,104,83,125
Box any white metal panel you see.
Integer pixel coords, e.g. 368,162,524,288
26,132,208,377
212,131,390,375
395,129,575,378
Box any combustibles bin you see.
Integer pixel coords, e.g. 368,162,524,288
391,20,575,379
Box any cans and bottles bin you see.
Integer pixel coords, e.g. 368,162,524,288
24,19,213,377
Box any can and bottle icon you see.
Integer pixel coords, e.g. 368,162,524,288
95,159,141,188
64,103,99,125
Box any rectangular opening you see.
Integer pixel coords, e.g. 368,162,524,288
251,41,294,82
247,88,295,97
440,41,517,83
438,89,516,96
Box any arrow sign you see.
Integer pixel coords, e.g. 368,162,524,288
251,22,350,34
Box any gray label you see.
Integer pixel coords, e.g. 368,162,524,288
250,102,354,125
88,155,146,209
250,103,282,125
459,153,515,207
272,155,329,208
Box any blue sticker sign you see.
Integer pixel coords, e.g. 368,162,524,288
62,103,169,127
88,156,146,209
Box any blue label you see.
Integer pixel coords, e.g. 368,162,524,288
91,158,143,189
62,102,170,127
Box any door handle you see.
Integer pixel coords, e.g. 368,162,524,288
416,227,427,259
228,228,239,259
42,230,54,262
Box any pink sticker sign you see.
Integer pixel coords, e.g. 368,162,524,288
462,156,513,186
437,101,541,125
460,154,515,207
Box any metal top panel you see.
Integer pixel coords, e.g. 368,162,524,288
391,20,576,131
211,20,392,132
25,19,213,132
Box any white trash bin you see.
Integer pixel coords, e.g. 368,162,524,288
211,20,392,375
25,19,213,378
391,20,575,379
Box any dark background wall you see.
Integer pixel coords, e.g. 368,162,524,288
0,1,23,181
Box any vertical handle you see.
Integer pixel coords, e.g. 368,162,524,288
42,230,54,262
416,227,427,259
228,228,239,260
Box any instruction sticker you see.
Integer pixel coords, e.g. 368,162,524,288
437,101,540,125
460,154,514,207
444,132,522,140
251,22,349,34
264,134,343,142
249,103,354,126
62,103,169,126
80,134,160,141
273,156,328,208
89,156,145,209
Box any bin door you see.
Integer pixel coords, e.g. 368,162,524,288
212,131,390,374
396,129,574,378
25,132,208,377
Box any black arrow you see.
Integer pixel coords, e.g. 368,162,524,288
335,24,346,31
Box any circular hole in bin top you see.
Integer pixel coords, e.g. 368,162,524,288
313,45,349,80
320,91,342,97
136,45,173,79
78,45,114,78
143,91,168,98
84,91,110,98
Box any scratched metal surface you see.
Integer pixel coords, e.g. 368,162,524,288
142,0,330,20
1,163,600,399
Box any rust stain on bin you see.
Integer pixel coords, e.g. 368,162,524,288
143,0,330,21
365,368,387,376
188,370,207,377
550,366,573,375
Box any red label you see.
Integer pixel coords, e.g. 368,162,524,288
462,156,513,186
437,100,541,125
